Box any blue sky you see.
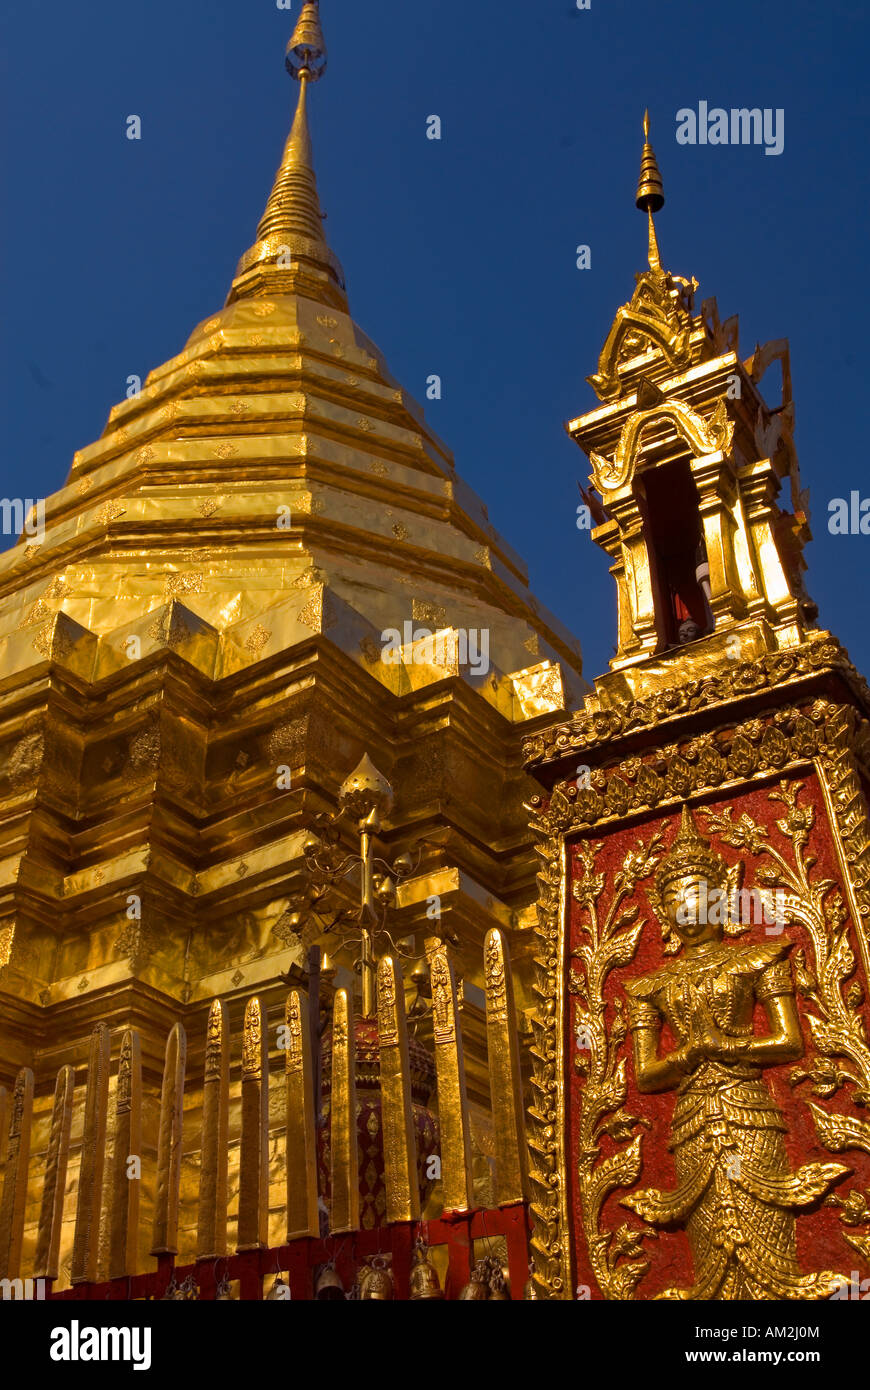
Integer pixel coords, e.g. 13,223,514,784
2,0,867,681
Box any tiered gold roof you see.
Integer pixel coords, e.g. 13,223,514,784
0,0,583,720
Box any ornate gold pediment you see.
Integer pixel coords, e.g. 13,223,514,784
590,396,734,495
588,269,696,403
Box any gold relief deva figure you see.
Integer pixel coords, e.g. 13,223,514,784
621,804,849,1299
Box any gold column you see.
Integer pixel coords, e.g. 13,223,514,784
593,519,635,661
0,1067,34,1279
377,955,421,1224
693,457,749,624
198,999,229,1260
284,989,320,1240
150,1021,186,1256
430,947,474,1213
739,460,800,618
109,1030,142,1279
484,929,529,1205
238,996,269,1251
607,490,659,659
329,988,359,1234
72,1024,111,1283
34,1064,75,1280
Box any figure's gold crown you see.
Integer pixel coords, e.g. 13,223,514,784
654,804,727,895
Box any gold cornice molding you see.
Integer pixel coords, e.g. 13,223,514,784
523,636,870,772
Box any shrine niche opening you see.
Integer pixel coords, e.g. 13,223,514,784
639,456,713,651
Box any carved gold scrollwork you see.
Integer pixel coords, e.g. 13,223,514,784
242,998,263,1080
523,636,870,769
285,992,305,1074
590,398,734,496
587,269,695,404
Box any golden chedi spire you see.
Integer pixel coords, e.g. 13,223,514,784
228,1,346,308
635,109,665,272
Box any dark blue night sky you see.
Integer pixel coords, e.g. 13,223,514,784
2,0,867,681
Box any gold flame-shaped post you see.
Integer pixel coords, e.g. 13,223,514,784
284,989,320,1239
339,753,395,1018
377,956,421,1224
109,1031,142,1279
484,929,529,1205
150,1022,186,1256
0,1067,34,1279
198,1000,230,1260
329,988,360,1233
71,1024,110,1282
238,997,269,1251
34,1065,75,1280
430,947,474,1212
636,109,665,272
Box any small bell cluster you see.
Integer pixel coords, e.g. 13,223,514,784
309,1239,445,1300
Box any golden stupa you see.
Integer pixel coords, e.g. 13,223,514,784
0,1,581,1292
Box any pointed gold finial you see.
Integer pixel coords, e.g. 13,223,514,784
227,1,346,306
636,109,665,271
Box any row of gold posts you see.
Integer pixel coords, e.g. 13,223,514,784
0,928,527,1284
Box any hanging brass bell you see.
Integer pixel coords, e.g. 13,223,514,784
409,1240,443,1300
215,1276,236,1301
458,1259,490,1300
315,1263,346,1300
360,1258,393,1300
265,1275,291,1300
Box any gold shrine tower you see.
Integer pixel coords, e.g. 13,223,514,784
523,118,870,1300
3,6,870,1304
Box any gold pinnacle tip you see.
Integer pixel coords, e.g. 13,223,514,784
286,0,327,81
635,109,665,216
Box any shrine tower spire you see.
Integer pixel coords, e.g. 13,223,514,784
636,110,665,272
568,112,817,701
